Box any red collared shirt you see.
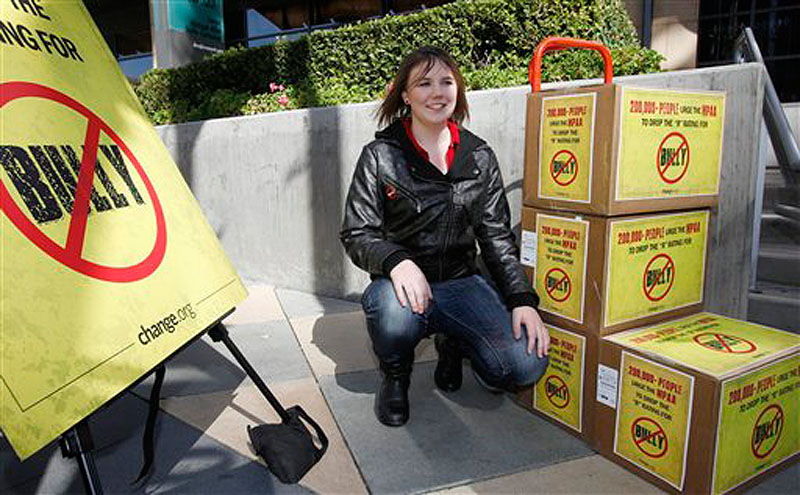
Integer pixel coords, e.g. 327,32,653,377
402,118,460,173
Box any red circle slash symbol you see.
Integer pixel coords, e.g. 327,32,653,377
643,254,675,302
0,82,166,282
550,150,578,186
656,132,690,184
544,375,570,409
751,404,784,459
632,416,668,458
545,267,572,302
693,332,757,354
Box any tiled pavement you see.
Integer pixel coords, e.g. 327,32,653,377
3,285,798,494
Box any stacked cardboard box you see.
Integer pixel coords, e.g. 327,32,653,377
522,85,725,215
516,206,712,446
596,313,798,494
516,78,799,493
516,80,726,444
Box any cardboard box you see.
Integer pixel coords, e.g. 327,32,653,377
516,324,599,445
520,206,707,335
594,313,799,494
523,85,726,215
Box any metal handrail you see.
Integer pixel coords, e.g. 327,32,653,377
734,27,800,290
735,27,800,184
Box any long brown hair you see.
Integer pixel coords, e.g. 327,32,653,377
377,46,469,127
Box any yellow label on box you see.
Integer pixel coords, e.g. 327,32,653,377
539,93,595,203
713,355,799,494
533,326,586,432
1,1,246,459
617,87,725,200
606,313,800,378
615,353,695,490
605,211,708,327
535,213,589,323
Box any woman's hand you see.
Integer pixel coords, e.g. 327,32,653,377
389,259,432,314
512,306,550,358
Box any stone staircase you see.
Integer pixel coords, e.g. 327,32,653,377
747,166,800,333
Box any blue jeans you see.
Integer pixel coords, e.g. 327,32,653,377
361,274,548,391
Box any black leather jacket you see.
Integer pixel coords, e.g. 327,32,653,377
340,120,538,309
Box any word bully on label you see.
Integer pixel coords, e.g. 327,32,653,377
546,380,569,401
753,415,782,446
659,146,688,170
547,273,571,294
0,144,145,224
634,422,666,450
646,265,673,289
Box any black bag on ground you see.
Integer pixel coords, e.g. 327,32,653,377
247,405,328,484
209,323,329,484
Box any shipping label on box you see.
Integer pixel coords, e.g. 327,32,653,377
597,364,619,408
712,354,800,494
535,213,589,323
614,352,695,490
616,88,725,201
520,230,537,268
605,210,708,327
534,326,586,432
606,313,800,378
538,93,596,203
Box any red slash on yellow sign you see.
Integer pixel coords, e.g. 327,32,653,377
606,313,799,378
534,326,586,432
535,213,589,323
1,82,167,282
616,87,724,200
1,1,246,459
539,93,595,203
615,352,695,490
713,355,799,494
605,210,708,327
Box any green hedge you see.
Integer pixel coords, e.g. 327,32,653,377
135,0,662,125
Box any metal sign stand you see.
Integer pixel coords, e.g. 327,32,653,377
46,313,256,495
59,420,103,495
208,323,291,422
51,313,233,495
45,312,308,494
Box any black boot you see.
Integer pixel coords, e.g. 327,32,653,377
375,361,411,426
434,334,463,392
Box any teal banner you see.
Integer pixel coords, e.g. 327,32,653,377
168,0,224,44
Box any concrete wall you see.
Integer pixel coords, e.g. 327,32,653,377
156,63,765,318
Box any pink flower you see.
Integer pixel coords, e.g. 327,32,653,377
269,82,278,93
278,84,285,92
276,94,289,107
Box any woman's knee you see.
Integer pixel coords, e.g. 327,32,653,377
507,354,549,389
362,278,426,349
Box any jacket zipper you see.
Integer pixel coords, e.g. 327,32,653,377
439,184,455,281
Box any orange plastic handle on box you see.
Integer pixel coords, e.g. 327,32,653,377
529,37,613,92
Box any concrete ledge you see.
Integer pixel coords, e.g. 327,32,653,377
156,63,766,317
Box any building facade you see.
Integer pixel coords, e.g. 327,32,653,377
85,0,798,101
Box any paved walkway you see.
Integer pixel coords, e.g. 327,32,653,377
3,285,798,494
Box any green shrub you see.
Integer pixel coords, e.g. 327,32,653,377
242,84,301,114
135,0,662,124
